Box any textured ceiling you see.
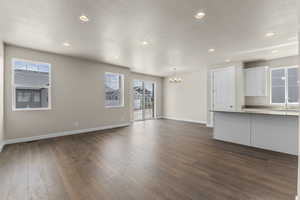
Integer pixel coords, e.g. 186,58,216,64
0,0,298,76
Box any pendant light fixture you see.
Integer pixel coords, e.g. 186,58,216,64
169,68,182,83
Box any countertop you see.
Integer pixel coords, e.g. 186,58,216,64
211,108,299,116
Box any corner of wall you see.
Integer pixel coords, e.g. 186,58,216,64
0,141,4,152
297,4,300,196
162,70,207,123
296,5,300,195
0,41,4,145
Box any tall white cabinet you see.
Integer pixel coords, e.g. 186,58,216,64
211,65,244,111
207,63,245,127
212,67,236,111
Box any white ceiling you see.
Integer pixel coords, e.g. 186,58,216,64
0,0,298,76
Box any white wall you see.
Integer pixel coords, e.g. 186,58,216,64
0,42,4,146
0,45,162,139
298,51,300,199
3,45,163,140
163,68,207,123
4,45,131,140
297,2,300,195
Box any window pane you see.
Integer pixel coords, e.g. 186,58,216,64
133,80,144,120
105,73,123,107
272,86,286,103
33,91,41,102
13,59,50,109
144,82,154,119
16,89,47,109
288,68,299,103
17,90,31,102
14,60,27,70
14,60,50,87
27,62,38,72
271,69,285,104
37,64,50,73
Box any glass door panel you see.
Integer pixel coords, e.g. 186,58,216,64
144,82,154,120
133,80,144,121
133,80,155,121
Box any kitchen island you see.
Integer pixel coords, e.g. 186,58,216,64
213,109,298,155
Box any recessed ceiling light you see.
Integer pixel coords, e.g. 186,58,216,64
265,32,275,37
225,59,231,62
194,11,206,19
141,41,149,46
79,15,89,22
208,48,215,53
63,42,71,47
271,50,279,53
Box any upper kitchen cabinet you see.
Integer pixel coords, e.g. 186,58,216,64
245,67,268,97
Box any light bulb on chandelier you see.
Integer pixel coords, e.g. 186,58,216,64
169,68,182,83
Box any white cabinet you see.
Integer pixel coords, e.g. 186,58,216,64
245,67,267,96
213,112,298,155
212,67,236,111
251,115,298,155
208,64,244,127
214,112,251,146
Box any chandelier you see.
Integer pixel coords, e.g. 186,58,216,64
169,68,182,83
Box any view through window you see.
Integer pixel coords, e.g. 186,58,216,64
271,66,299,105
104,72,124,107
12,59,51,110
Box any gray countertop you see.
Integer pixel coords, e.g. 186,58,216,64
211,108,299,116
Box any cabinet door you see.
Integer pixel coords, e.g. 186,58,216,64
251,115,298,155
214,112,251,146
245,67,267,96
213,67,235,111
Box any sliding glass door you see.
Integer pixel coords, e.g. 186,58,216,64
144,81,155,120
133,80,155,121
133,80,144,121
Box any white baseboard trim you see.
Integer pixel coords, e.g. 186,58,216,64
162,116,207,125
1,122,130,152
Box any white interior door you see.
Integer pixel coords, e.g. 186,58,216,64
213,67,235,111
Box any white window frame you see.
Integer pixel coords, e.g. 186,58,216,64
104,72,124,108
270,65,299,106
12,58,52,111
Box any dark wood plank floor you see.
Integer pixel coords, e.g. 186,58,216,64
0,119,297,200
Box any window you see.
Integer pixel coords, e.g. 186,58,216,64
12,59,51,110
287,67,299,103
104,72,124,107
271,66,299,105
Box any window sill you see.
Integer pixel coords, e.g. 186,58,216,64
105,105,125,109
270,103,299,106
13,107,52,111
